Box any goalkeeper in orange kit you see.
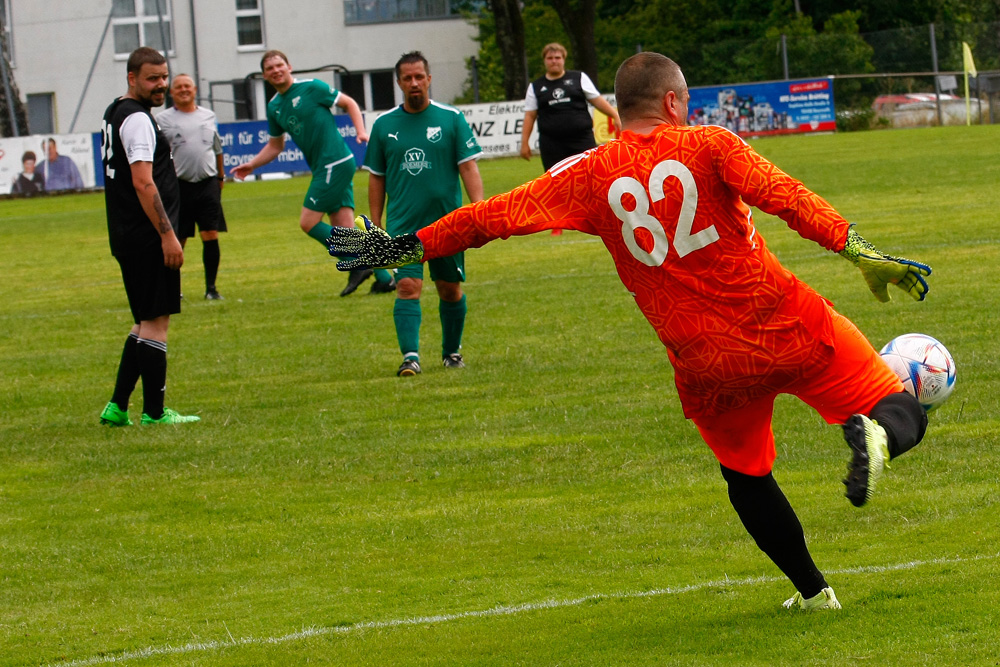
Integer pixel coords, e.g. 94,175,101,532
327,53,932,611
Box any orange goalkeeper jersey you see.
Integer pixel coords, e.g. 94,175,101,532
417,124,852,418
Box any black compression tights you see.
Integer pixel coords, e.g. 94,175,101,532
720,465,827,598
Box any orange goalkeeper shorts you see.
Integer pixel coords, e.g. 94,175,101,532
692,309,904,476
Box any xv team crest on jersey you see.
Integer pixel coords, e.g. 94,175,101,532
402,147,431,175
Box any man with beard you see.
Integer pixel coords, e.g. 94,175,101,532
231,50,394,296
99,46,200,426
362,51,483,376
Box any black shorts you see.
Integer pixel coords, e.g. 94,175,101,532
539,132,598,171
177,177,227,239
116,245,181,323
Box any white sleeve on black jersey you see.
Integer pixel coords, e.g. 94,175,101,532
523,83,538,112
580,72,601,99
120,111,157,163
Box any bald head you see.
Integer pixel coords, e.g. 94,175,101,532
614,53,687,126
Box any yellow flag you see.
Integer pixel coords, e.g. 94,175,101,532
963,42,977,78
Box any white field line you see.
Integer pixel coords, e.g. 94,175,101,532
49,552,998,667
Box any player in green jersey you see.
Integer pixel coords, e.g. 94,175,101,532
232,50,395,295
363,51,484,376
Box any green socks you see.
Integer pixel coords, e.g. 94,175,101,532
440,295,466,357
306,222,335,245
394,298,422,359
394,294,466,360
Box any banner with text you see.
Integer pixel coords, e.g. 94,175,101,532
217,117,367,177
685,78,836,136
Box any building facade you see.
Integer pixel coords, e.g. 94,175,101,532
3,0,478,134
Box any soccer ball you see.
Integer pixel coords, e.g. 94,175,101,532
879,333,956,412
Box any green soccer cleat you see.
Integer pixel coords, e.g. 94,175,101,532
140,407,201,425
99,401,132,427
783,587,842,611
842,414,890,507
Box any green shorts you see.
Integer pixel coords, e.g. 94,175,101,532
395,252,465,283
303,155,356,213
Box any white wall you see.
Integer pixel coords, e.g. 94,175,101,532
8,1,477,133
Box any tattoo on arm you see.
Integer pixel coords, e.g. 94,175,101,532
148,187,172,235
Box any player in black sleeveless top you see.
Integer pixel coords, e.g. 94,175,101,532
98,47,200,427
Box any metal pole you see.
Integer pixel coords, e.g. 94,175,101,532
155,0,171,79
470,56,479,104
930,23,943,127
782,34,789,80
69,4,114,133
188,0,201,96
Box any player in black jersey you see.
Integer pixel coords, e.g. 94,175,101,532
99,47,200,427
519,43,620,171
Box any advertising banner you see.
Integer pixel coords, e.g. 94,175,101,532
7,81,834,200
1,133,97,196
686,78,836,136
363,101,533,160
217,115,367,178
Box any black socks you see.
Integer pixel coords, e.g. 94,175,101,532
136,337,167,419
110,332,140,409
203,239,220,292
869,391,927,459
720,465,828,598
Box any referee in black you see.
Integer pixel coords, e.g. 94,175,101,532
157,73,228,300
99,47,200,427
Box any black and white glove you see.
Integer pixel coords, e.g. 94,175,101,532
326,215,424,270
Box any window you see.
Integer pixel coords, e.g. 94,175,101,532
27,93,55,134
339,72,365,108
338,70,398,111
370,70,396,110
112,0,173,56
232,79,254,120
344,0,474,25
236,0,264,49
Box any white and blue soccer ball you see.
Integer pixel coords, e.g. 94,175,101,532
879,333,956,412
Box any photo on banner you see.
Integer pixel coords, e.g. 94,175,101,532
0,133,97,196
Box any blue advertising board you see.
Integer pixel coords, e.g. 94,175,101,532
218,115,367,177
687,77,836,137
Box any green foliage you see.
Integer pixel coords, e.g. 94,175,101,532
462,0,996,106
3,127,1000,664
456,0,568,103
836,107,893,132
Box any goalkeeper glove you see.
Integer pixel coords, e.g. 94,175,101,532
326,215,424,270
839,228,931,302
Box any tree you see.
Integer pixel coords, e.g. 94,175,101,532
488,0,528,100
0,11,29,137
546,0,601,87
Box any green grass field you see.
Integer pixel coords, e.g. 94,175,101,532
2,125,999,666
